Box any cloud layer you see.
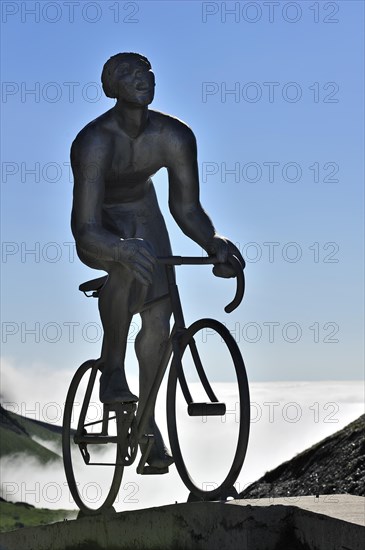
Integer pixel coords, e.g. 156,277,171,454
1,361,363,511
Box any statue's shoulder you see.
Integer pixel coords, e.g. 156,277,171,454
149,110,196,144
72,110,113,153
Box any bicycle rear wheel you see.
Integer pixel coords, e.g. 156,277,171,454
167,319,250,501
62,360,125,514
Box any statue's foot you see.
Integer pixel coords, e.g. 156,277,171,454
140,421,174,469
146,442,174,469
99,369,138,404
100,388,138,404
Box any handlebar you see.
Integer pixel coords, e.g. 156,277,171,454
157,255,245,313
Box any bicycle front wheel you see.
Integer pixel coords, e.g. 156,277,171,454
167,319,250,501
62,360,125,514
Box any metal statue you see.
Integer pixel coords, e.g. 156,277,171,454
70,52,244,471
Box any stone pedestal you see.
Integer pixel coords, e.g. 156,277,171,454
0,495,363,550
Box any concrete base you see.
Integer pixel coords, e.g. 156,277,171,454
0,495,363,550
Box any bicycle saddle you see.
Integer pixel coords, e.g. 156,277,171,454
79,275,108,297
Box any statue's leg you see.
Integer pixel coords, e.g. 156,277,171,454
98,264,138,404
135,299,174,468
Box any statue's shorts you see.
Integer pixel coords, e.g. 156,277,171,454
76,182,172,312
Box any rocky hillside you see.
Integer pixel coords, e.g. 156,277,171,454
240,414,365,499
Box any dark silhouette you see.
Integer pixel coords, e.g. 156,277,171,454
71,52,243,468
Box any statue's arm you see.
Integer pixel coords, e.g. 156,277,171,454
167,124,219,254
166,121,245,272
70,132,120,262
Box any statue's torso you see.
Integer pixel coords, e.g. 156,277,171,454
89,110,168,204
77,111,171,253
73,108,186,254
103,135,161,203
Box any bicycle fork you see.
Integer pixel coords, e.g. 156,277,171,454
165,264,226,418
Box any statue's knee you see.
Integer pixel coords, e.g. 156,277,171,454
104,263,133,288
107,261,127,277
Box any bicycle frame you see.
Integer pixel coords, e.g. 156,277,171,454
63,253,248,513
73,255,244,471
135,255,244,470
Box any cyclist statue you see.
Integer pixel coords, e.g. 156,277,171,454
71,52,243,471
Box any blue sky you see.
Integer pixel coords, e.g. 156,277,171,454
1,0,364,384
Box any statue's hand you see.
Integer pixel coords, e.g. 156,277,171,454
206,236,245,278
117,238,156,286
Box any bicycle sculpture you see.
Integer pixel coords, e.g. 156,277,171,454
62,53,250,514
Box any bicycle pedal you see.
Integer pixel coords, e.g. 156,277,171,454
141,465,169,475
188,402,226,416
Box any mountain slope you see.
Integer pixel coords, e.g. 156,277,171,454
0,405,62,463
0,498,76,533
240,414,365,499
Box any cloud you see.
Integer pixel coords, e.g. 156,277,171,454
0,361,363,511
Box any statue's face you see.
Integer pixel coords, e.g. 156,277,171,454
113,57,155,105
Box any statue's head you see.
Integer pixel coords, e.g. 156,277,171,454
101,52,155,106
